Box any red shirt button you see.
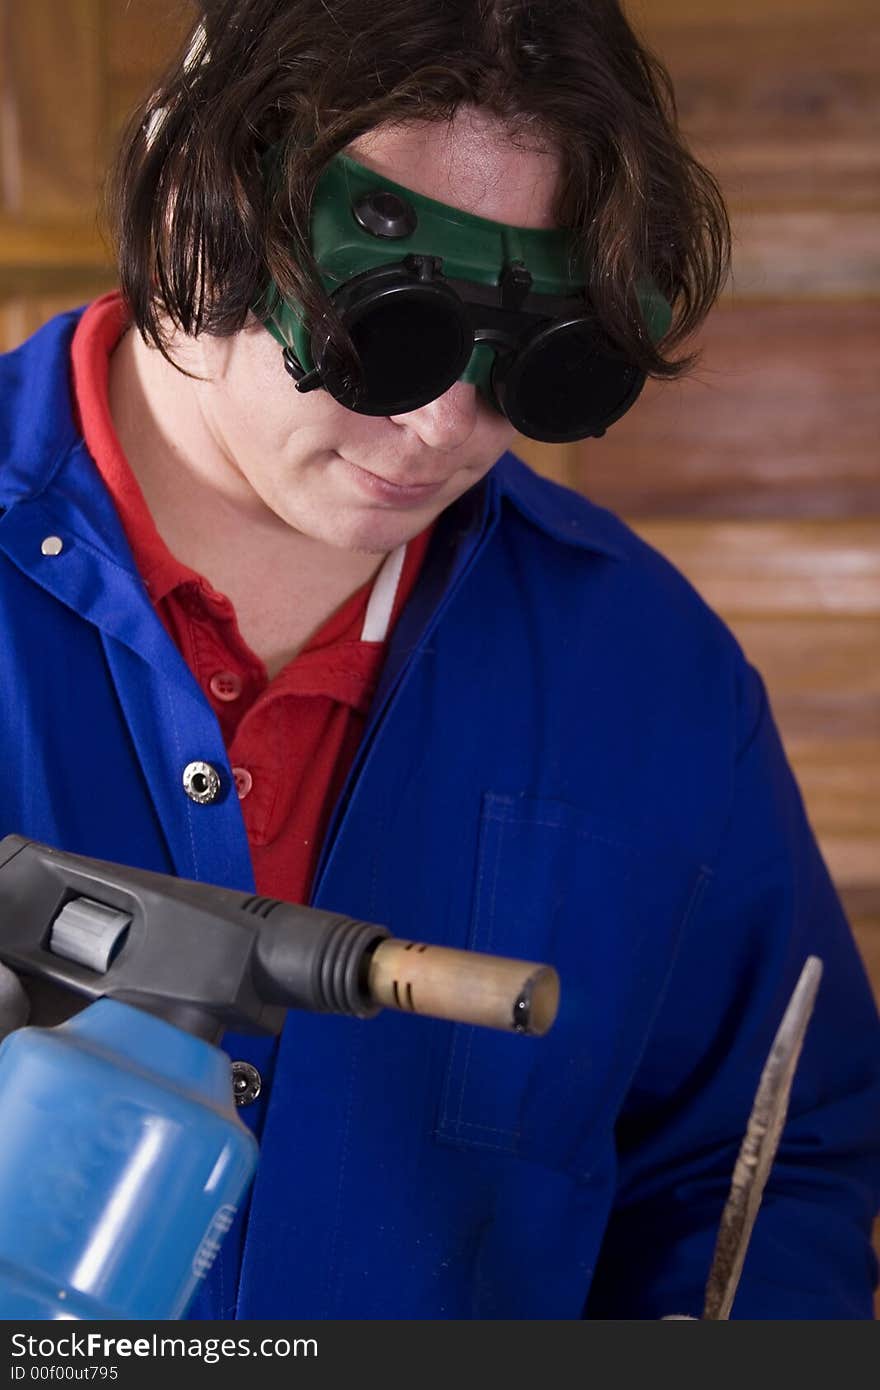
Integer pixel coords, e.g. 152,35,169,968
209,670,243,702
232,766,253,800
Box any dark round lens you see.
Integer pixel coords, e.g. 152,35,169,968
501,320,644,443
319,284,472,416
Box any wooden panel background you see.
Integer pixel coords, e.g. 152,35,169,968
1,0,878,1306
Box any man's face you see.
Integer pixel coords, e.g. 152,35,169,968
191,106,563,554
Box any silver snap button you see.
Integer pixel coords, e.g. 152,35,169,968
182,760,221,804
41,536,64,556
231,1060,262,1106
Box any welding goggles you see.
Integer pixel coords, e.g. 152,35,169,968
257,152,672,444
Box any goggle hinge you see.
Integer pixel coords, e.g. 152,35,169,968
403,253,444,282
283,347,322,394
499,261,533,312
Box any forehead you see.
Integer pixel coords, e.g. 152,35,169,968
345,104,562,231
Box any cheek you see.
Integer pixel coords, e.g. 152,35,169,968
224,336,349,439
474,397,519,454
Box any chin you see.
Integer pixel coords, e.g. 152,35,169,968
346,514,435,555
302,507,434,556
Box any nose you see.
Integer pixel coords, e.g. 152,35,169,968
388,380,480,452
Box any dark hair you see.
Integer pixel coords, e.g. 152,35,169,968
107,0,730,381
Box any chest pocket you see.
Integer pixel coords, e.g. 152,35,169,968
435,792,711,1177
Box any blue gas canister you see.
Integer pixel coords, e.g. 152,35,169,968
0,999,258,1320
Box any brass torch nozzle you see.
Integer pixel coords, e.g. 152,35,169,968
367,939,559,1036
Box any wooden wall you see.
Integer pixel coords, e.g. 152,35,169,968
0,0,184,340
1,0,878,1304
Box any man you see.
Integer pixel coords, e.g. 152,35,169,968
0,0,878,1318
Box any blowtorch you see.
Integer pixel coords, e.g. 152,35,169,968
0,834,559,1321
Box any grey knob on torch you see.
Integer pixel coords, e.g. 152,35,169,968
367,939,560,1035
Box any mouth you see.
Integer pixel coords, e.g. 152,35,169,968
336,454,451,506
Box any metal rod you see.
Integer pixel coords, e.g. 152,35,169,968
702,955,824,1320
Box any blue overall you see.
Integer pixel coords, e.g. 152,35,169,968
1,309,878,1318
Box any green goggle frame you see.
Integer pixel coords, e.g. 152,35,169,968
256,150,672,443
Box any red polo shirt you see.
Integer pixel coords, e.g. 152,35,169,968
71,292,432,903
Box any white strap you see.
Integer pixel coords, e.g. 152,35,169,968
361,543,407,642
